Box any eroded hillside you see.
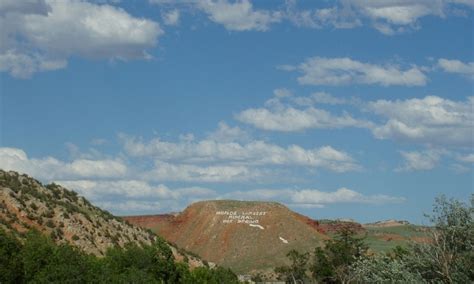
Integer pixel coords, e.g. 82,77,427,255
125,200,328,273
0,170,157,256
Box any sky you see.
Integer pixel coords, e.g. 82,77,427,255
0,0,473,224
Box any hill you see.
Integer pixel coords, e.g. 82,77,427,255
0,170,156,255
0,170,206,268
124,200,328,274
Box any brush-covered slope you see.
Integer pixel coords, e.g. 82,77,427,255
125,200,328,273
0,170,157,256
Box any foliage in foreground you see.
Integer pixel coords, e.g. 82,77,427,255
0,229,238,284
275,195,473,284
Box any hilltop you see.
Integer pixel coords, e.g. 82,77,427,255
124,200,328,274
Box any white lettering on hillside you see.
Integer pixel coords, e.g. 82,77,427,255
216,211,267,224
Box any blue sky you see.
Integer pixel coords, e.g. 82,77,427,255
0,0,473,224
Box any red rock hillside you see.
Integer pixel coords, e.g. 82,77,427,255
124,200,328,274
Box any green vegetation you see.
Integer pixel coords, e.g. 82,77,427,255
0,229,238,284
364,224,429,252
275,195,473,283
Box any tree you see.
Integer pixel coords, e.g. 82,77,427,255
0,228,23,283
19,230,98,283
408,195,473,283
275,249,310,283
350,253,425,283
349,195,473,284
310,224,367,283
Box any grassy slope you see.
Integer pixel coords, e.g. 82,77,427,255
364,225,430,252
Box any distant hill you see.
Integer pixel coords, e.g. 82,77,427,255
364,219,411,227
124,200,328,274
0,170,206,268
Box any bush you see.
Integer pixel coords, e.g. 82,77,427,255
0,227,236,284
408,195,474,283
0,229,23,283
310,225,367,283
30,203,38,211
45,220,55,228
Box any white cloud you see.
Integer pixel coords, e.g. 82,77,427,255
285,57,427,86
143,161,263,183
0,147,401,215
302,0,472,34
273,88,293,98
162,9,180,26
349,0,445,25
196,0,281,31
56,179,217,214
121,134,360,173
291,187,404,205
67,184,404,215
0,0,162,78
438,58,474,79
236,90,372,132
150,0,471,34
457,153,474,163
396,150,443,171
56,179,216,201
293,92,350,106
96,200,167,214
223,187,405,206
0,50,67,78
206,121,250,143
368,96,473,147
282,0,473,34
236,106,371,132
284,1,361,29
0,147,127,180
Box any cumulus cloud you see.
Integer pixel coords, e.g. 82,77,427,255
121,134,361,173
195,0,281,31
396,149,443,171
0,147,127,180
438,58,474,79
54,179,217,214
236,90,372,132
284,0,472,35
293,92,351,106
237,107,371,132
206,122,250,143
368,96,473,147
0,0,162,78
224,187,405,207
143,161,263,183
283,57,427,86
55,180,404,214
150,0,471,34
284,0,361,29
348,0,445,25
56,179,216,201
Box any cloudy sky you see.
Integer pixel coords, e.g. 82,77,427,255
0,0,472,223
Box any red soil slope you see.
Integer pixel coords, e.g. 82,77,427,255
125,200,328,273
